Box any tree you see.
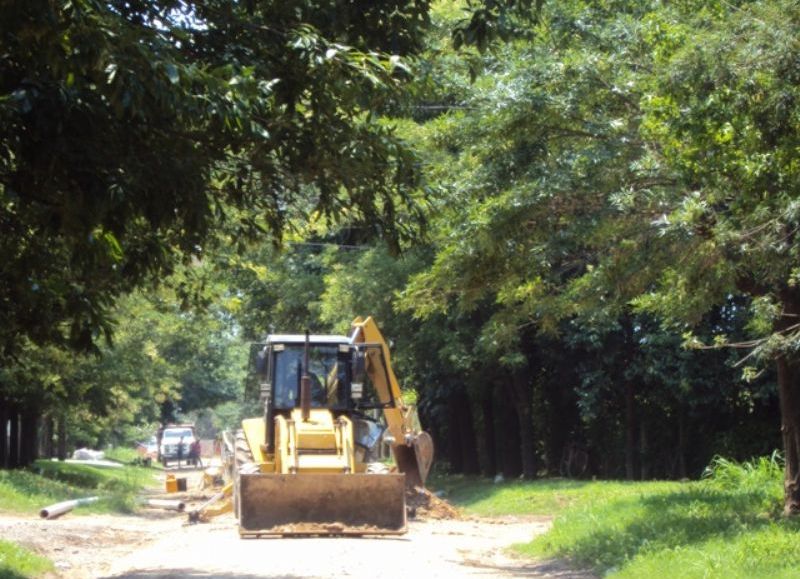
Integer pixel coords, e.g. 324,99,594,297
637,0,800,514
399,0,679,478
0,0,429,358
198,0,788,483
0,272,245,465
398,0,783,482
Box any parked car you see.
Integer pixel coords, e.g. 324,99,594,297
159,425,196,467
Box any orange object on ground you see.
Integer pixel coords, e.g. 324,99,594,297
165,474,178,493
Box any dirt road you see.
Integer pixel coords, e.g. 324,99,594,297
1,513,591,578
113,515,591,578
1,467,595,578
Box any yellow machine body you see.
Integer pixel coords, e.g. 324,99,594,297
231,317,432,536
237,410,406,535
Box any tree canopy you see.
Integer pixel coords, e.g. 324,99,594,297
1,0,429,357
4,0,800,516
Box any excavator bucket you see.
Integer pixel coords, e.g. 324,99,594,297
237,473,407,536
394,432,435,488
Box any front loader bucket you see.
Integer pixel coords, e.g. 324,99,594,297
237,473,407,536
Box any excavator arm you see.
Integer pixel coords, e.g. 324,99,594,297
349,316,434,487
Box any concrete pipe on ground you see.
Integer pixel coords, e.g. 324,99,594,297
40,497,100,519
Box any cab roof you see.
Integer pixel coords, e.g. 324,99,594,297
265,334,350,345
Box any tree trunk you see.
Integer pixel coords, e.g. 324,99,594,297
20,408,38,467
0,403,7,468
481,391,496,477
447,392,464,473
497,386,522,478
509,369,537,479
518,408,537,478
543,367,573,476
8,407,19,468
775,288,800,515
677,407,687,479
455,389,481,475
43,415,55,459
639,414,649,480
625,380,637,480
776,352,800,515
57,414,67,461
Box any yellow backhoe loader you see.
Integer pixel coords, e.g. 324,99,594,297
224,316,433,536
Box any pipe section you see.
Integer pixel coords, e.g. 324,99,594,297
143,498,186,512
40,496,99,519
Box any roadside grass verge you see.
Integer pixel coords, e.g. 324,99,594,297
0,458,159,517
0,455,161,577
0,540,54,579
438,455,796,577
430,473,680,517
104,446,162,468
104,446,142,463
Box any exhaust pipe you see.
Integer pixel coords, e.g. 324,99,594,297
300,329,311,421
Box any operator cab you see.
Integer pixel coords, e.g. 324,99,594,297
254,333,396,454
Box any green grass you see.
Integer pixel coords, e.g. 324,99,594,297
0,459,160,516
0,458,161,577
0,540,54,579
431,473,681,517
437,454,798,578
103,446,142,463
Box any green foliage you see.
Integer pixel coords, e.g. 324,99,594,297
4,273,247,448
225,243,333,341
638,0,800,345
0,469,75,515
386,0,784,482
451,0,541,53
2,0,794,519
0,540,53,579
525,455,795,577
196,0,792,490
0,0,430,358
103,447,144,465
0,461,157,516
702,453,784,496
33,461,151,495
199,400,257,436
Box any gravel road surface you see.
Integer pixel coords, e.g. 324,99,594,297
1,466,595,578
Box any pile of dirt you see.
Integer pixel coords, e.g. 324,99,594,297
406,486,460,520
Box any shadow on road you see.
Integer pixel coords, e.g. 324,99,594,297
103,571,306,579
461,556,596,578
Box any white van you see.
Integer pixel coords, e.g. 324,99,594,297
159,426,196,467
